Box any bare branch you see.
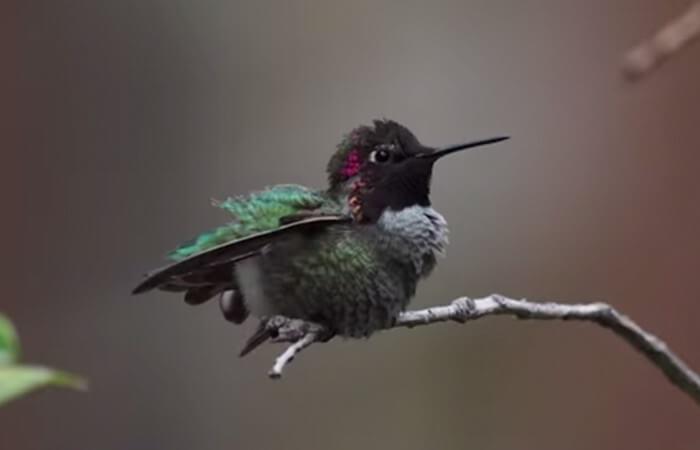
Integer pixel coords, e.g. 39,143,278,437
261,294,700,407
396,295,700,405
268,332,318,379
623,2,700,80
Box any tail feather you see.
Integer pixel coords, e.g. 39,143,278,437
239,321,273,357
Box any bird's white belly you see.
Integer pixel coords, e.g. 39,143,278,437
235,257,273,318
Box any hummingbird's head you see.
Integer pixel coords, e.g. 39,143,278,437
327,119,508,222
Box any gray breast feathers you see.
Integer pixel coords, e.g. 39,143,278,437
376,205,449,277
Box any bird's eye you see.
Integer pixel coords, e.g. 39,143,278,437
369,148,391,164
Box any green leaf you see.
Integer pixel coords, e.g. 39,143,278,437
0,365,87,406
0,313,20,365
0,313,87,406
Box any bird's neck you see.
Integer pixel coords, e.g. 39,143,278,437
374,204,449,278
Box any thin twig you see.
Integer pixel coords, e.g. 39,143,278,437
268,332,318,379
623,2,700,80
263,294,700,407
397,295,700,405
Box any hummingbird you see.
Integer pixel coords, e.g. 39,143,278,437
133,119,508,355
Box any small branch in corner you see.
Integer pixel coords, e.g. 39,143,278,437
622,2,700,81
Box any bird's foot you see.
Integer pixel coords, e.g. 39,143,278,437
239,315,333,358
238,315,334,378
268,316,332,343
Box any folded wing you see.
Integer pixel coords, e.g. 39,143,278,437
132,214,348,295
132,185,346,316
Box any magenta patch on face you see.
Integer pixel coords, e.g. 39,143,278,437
340,149,362,178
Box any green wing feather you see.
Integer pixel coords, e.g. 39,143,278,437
168,184,336,261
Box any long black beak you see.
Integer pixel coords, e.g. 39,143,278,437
417,136,509,161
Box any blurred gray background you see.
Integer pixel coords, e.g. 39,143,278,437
2,1,699,449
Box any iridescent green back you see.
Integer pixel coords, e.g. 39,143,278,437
169,184,334,261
